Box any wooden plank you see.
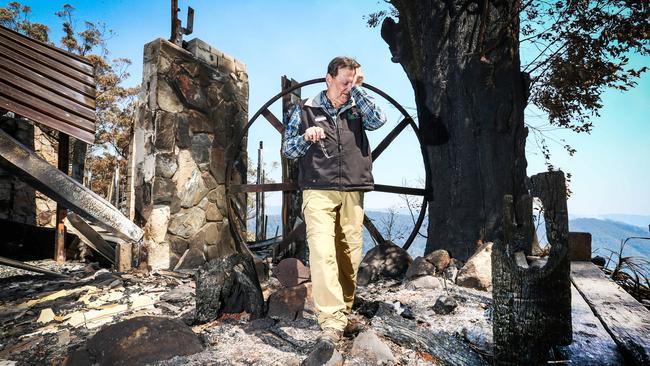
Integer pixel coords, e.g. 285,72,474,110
372,117,411,160
0,95,95,144
0,129,143,243
0,57,95,108
556,284,625,365
0,27,93,70
571,261,650,365
374,184,426,196
0,65,96,120
228,182,298,194
0,43,95,97
54,133,69,262
0,32,95,85
261,108,285,133
0,80,95,132
66,212,116,264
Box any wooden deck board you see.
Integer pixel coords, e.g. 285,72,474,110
570,261,650,366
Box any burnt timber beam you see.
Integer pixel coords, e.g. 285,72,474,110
0,128,143,243
54,132,69,262
0,255,69,278
66,212,116,264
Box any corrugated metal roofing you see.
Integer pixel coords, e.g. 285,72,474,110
0,25,96,144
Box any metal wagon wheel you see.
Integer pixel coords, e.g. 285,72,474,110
225,78,430,256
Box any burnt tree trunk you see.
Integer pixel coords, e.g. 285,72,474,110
492,171,572,365
381,0,529,260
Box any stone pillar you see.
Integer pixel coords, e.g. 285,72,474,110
128,38,248,270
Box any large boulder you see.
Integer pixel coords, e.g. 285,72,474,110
404,256,436,279
65,316,202,366
357,241,412,286
456,242,493,291
195,253,265,323
424,249,451,272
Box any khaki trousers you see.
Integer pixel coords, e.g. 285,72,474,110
302,189,364,331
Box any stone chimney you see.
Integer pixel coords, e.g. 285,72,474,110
127,38,248,270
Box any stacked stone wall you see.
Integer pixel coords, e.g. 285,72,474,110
128,38,248,269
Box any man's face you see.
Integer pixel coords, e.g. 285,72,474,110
326,67,356,106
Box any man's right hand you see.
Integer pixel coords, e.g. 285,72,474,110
304,127,326,142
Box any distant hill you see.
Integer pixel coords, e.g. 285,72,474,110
254,211,650,261
569,218,650,260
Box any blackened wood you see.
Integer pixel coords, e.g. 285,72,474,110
372,304,489,366
55,133,69,262
280,75,305,261
71,140,87,183
0,255,69,278
492,171,572,366
228,182,298,193
571,261,650,365
66,212,115,264
373,184,426,196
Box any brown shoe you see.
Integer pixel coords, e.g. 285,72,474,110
343,317,365,338
318,327,343,343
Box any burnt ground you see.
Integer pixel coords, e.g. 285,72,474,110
0,260,494,365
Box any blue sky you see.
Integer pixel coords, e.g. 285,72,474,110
16,0,650,216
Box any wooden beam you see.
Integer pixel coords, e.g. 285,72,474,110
0,255,69,278
55,133,69,262
0,128,143,243
66,212,115,264
571,261,650,365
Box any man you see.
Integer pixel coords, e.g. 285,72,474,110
282,56,387,342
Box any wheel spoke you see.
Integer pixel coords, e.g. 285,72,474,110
261,108,285,133
372,117,412,161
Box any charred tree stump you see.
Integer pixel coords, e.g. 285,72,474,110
492,171,572,365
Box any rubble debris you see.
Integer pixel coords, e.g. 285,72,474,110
357,241,412,286
195,254,264,323
424,249,451,273
64,316,202,365
433,295,458,315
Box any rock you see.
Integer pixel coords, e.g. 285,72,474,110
254,258,269,283
353,295,383,319
405,275,442,290
301,339,343,366
65,316,202,366
146,205,171,243
174,247,206,269
205,204,223,221
357,241,413,286
168,207,206,239
155,152,178,179
405,256,437,279
267,283,314,321
174,150,209,208
432,295,458,315
271,258,310,287
154,111,177,150
190,133,212,170
424,249,451,272
443,265,459,283
195,254,264,323
350,330,396,365
153,176,175,204
456,242,493,291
